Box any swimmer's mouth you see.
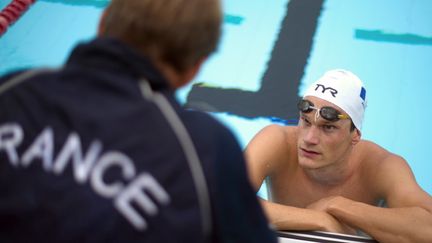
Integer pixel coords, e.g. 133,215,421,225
300,148,321,157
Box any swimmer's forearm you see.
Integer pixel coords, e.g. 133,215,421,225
259,199,347,233
327,200,432,243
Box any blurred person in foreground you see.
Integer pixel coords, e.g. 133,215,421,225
0,0,277,242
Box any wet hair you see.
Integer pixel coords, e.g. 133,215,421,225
100,0,222,72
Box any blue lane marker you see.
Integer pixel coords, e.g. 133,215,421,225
224,14,244,25
355,29,432,46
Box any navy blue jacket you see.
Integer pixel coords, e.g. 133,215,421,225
0,38,277,243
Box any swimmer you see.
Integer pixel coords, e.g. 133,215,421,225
245,69,432,242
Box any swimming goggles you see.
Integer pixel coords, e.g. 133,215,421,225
297,99,350,122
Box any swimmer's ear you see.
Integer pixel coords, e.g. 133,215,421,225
351,129,361,145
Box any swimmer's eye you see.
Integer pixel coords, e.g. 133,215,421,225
300,116,311,126
322,124,337,132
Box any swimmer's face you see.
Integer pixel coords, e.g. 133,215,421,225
297,96,359,170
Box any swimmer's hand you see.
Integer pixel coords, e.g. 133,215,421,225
307,197,357,235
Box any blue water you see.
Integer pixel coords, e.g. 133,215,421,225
1,0,431,197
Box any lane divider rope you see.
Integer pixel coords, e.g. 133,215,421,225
0,0,36,37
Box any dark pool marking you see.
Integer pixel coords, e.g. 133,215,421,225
185,0,324,124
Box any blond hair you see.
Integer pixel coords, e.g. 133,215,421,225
101,0,222,72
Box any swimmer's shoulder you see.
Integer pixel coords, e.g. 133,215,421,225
356,140,414,203
248,124,298,165
246,124,298,174
356,140,399,162
356,140,408,181
246,124,297,156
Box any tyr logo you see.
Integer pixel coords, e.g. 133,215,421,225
315,84,338,97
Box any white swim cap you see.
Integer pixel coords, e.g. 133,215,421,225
303,69,367,130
